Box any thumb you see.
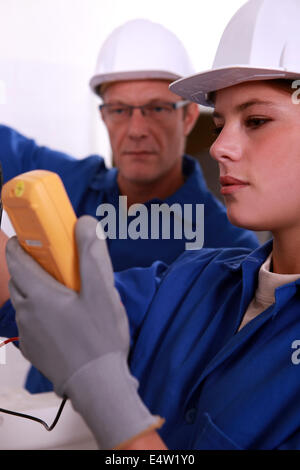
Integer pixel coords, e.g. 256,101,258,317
75,215,115,296
6,236,61,294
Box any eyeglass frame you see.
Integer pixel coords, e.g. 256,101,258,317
99,100,190,121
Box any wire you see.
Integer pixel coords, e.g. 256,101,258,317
0,337,19,348
0,336,68,431
0,397,68,431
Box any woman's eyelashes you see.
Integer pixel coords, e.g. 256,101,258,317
212,116,272,136
245,116,272,129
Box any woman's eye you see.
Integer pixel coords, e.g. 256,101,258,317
212,125,223,136
245,117,270,129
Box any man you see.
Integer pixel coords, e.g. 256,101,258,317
0,19,258,394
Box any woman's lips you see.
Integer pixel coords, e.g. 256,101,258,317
219,176,249,195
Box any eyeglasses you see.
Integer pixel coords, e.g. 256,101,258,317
99,100,190,124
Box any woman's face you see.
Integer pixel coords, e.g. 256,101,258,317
210,81,300,234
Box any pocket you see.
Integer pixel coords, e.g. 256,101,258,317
194,413,243,450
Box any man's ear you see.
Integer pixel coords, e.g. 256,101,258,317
100,108,105,122
183,103,200,136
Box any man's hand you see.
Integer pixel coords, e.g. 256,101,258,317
6,215,163,449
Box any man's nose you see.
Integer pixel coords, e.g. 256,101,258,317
210,125,243,163
127,108,149,139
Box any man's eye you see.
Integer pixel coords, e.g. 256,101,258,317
110,107,127,115
148,105,170,113
151,106,164,113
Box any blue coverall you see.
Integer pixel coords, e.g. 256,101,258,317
117,240,300,449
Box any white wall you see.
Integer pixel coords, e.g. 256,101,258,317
0,0,248,160
0,0,248,389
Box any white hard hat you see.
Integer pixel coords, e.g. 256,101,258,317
170,0,300,106
89,18,195,96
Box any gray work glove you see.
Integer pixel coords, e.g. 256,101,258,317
6,215,163,449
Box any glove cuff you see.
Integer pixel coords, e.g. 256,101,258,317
62,352,164,449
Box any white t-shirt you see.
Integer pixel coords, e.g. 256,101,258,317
238,253,300,331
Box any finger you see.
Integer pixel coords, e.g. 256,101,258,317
8,278,26,305
75,215,99,248
6,237,67,295
75,216,115,294
7,279,29,353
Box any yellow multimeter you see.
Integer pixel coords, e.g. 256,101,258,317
2,170,80,291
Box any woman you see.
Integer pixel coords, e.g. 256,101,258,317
5,0,300,450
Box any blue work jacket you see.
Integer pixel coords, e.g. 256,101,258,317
0,124,259,394
115,240,300,449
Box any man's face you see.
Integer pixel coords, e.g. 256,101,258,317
101,80,197,187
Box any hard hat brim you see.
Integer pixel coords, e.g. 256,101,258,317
90,70,181,96
169,66,300,107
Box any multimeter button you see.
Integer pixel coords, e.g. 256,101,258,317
25,240,43,247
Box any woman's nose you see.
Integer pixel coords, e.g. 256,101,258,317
210,125,243,163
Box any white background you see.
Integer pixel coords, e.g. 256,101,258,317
0,0,247,388
0,0,247,162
